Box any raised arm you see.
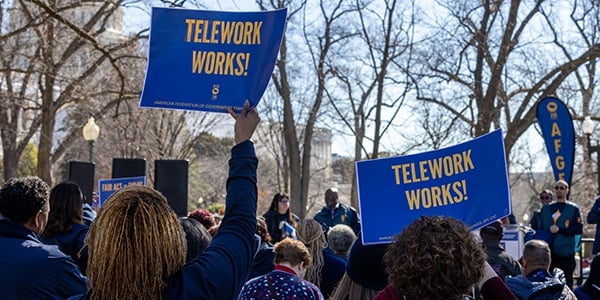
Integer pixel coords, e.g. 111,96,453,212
164,101,260,299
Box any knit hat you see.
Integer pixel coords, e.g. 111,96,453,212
481,220,503,236
345,237,388,291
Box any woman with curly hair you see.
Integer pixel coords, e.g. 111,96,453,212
263,192,299,243
40,181,90,274
375,216,516,300
296,219,345,298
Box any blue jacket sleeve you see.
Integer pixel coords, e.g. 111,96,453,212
163,140,258,299
587,197,600,224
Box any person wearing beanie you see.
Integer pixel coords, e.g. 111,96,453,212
330,236,388,300
239,238,324,300
480,220,522,280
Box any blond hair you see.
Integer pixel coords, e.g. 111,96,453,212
86,186,186,299
330,273,379,300
296,219,326,287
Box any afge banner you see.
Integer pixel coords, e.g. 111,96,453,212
140,7,287,113
536,97,575,185
356,129,511,245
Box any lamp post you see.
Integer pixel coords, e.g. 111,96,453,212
582,116,600,195
82,116,100,163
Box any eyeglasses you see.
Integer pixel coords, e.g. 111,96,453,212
280,199,290,204
554,186,567,190
540,196,551,200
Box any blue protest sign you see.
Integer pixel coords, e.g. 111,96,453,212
356,129,511,245
536,97,575,185
98,176,147,206
139,7,287,113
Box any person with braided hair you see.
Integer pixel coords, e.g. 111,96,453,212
296,218,345,298
71,101,261,299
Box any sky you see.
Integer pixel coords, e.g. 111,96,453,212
120,1,561,173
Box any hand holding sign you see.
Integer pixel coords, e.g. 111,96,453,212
140,7,287,113
228,100,260,145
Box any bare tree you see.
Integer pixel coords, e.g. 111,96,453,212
412,0,600,168
257,0,356,218
326,0,416,208
541,0,600,231
0,0,147,184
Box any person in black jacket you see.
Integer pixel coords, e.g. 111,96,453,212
529,189,553,230
263,192,299,243
480,220,522,280
248,217,275,279
40,181,90,274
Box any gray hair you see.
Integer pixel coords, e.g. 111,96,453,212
328,224,357,254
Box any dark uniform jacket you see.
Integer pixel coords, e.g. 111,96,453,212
314,203,360,235
482,240,522,280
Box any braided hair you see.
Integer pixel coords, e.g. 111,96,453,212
296,219,326,287
86,186,186,299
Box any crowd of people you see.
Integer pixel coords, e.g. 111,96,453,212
1,103,600,299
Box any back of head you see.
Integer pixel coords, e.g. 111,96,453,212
384,216,485,300
327,224,356,255
187,208,216,230
480,220,503,242
274,238,311,267
256,217,272,243
87,186,186,299
179,217,212,263
522,239,551,271
330,238,387,300
346,238,388,291
0,176,49,224
296,219,326,285
297,219,325,247
43,181,84,237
